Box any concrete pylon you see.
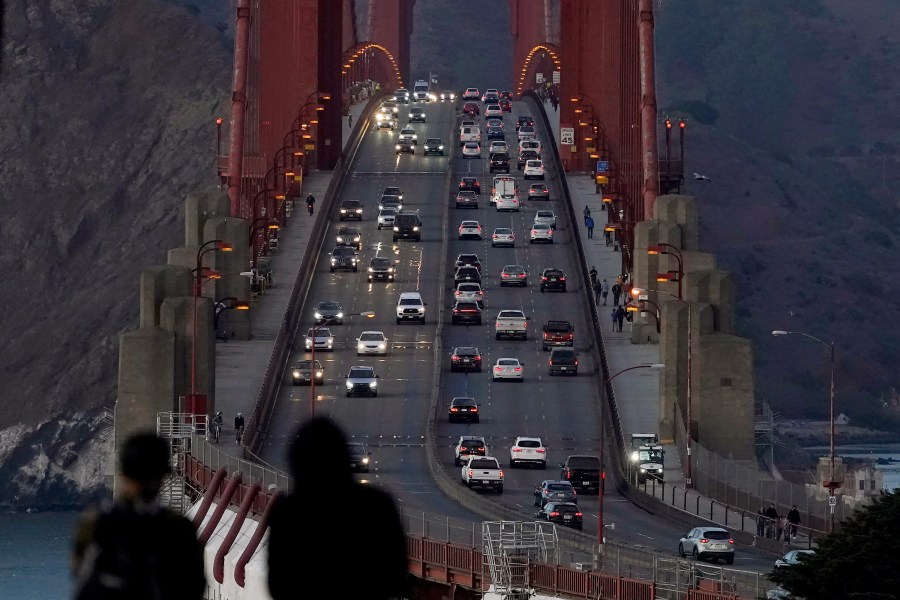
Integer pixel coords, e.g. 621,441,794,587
205,217,251,340
185,192,230,247
160,296,215,417
653,194,699,251
686,269,736,335
139,265,192,329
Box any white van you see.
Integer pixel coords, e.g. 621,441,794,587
459,125,481,146
491,176,518,205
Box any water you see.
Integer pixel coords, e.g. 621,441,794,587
0,511,77,599
806,445,900,491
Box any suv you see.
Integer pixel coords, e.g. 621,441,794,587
534,480,577,507
335,226,361,250
450,347,483,372
540,268,567,292
490,153,510,173
679,528,735,564
548,348,578,376
451,301,482,325
454,266,481,285
455,253,482,271
455,436,487,466
345,365,379,397
509,436,547,468
518,149,539,170
528,183,550,201
348,442,371,473
516,115,535,131
397,128,417,145
329,247,358,272
396,291,425,323
455,190,479,209
392,212,422,242
459,177,481,194
367,257,395,282
291,359,324,386
423,138,444,155
409,107,426,122
560,455,601,493
448,397,479,423
339,200,363,221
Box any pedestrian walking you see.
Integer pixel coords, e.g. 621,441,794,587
268,417,407,600
234,412,245,443
583,205,591,225
589,266,598,288
71,432,206,600
615,305,626,332
593,278,603,305
347,113,353,128
764,503,779,539
787,505,801,539
600,279,609,305
604,228,612,246
585,215,595,239
612,282,622,306
610,308,617,332
756,507,766,537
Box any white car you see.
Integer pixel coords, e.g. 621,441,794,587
530,223,553,244
495,194,520,212
491,228,515,247
460,119,476,129
462,87,480,100
397,128,418,144
519,139,542,155
461,142,481,158
440,90,456,101
396,291,426,323
305,327,334,351
509,436,547,468
458,220,483,239
377,208,398,230
517,125,536,141
356,331,388,356
489,141,509,155
492,358,524,382
455,282,484,304
534,210,557,229
484,104,503,118
523,159,545,180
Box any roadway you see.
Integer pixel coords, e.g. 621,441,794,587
258,96,776,573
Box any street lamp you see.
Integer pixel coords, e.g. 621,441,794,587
647,244,684,300
772,330,839,532
600,363,665,544
307,311,375,417
213,297,250,335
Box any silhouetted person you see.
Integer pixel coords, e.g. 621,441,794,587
615,305,626,331
589,266,598,288
71,432,205,600
268,417,407,600
348,112,353,128
612,282,622,307
306,193,316,216
787,505,801,537
585,215,595,239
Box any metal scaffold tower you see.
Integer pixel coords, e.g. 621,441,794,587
482,521,558,599
156,412,206,513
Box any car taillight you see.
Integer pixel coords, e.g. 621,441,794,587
549,511,559,517
566,472,571,479
514,367,522,372
474,356,481,361
536,448,546,453
560,277,566,281
575,360,579,365
513,448,522,452
452,355,459,360
494,367,501,371
700,538,709,544
498,470,504,478
468,470,473,477
541,277,547,281
450,407,459,412
478,447,484,451
471,406,478,412
519,273,525,277
575,512,583,517
728,539,735,545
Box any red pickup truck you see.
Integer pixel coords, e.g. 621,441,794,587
542,320,574,351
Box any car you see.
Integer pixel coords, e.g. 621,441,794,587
451,301,482,325
382,186,403,200
291,359,323,386
329,246,358,271
499,264,528,286
455,190,478,209
485,117,503,130
530,223,553,244
519,139,542,155
509,436,547,468
495,194,519,212
516,115,535,130
394,88,410,103
462,102,480,116
548,348,578,376
528,183,550,200
518,149,540,170
534,210,557,229
357,330,388,356
517,125,536,141
345,365,379,397
458,177,481,194
448,397,480,423
491,228,515,247
678,527,735,564
461,142,481,158
304,327,334,351
459,125,481,145
482,89,500,103
540,268,567,292
765,587,794,600
455,253,482,271
489,153,510,173
382,101,399,115
314,301,344,324
489,141,509,155
523,159,545,180
458,220,483,239
450,346,483,371
454,435,486,466
492,357,524,382
335,226,361,250
774,550,815,569
455,282,484,304
536,502,583,530
395,141,415,154
348,442,371,473
392,211,422,242
396,291,426,323
397,128,417,145
460,119,476,128
462,88,480,100
560,455,601,493
484,104,502,118
423,138,444,155
338,200,363,221
486,124,504,140
367,257,395,282
499,98,512,112
461,456,504,492
409,107,426,122
375,115,395,130
534,480,577,507
377,208,398,230
440,90,456,101
454,265,481,285
379,194,402,212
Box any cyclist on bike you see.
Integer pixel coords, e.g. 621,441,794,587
234,412,245,443
306,193,315,216
211,411,223,443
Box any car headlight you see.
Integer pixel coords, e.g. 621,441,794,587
327,339,333,346
305,340,312,348
413,226,419,231
346,381,353,389
336,236,345,243
396,144,401,150
357,342,365,350
316,371,323,377
362,457,369,464
369,381,377,388
439,145,444,150
351,258,357,264
387,267,393,273
412,136,417,140
336,312,343,319
368,267,374,273
378,343,386,350
330,258,336,264
293,370,300,377
355,209,362,213
640,468,647,473
393,226,399,231
353,236,360,242
314,312,322,319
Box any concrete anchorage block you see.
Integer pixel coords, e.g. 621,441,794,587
116,327,175,449
204,217,251,340
139,265,192,329
160,297,216,415
658,301,688,442
185,191,230,247
654,194,699,251
632,220,683,344
686,269,736,335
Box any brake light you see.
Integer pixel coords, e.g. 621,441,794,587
518,274,526,278
575,512,583,517
513,448,521,452
498,470,504,478
471,407,478,412
452,355,459,360
514,367,522,372
536,448,546,453
549,511,559,517
468,470,473,477
566,472,571,479
575,360,579,365
450,407,459,412
560,277,566,281
541,277,547,281
728,539,735,545
700,538,709,544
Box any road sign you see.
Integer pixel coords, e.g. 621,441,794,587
536,72,545,84
828,496,837,506
560,127,574,145
596,160,609,173
552,70,560,84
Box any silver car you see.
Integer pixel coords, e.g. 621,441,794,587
534,210,557,229
775,549,814,569
345,365,379,397
533,480,577,507
377,208,398,230
314,301,343,324
678,527,735,564
304,327,334,351
356,331,388,356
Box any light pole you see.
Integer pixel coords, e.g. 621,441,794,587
213,297,250,334
190,240,232,414
600,363,665,544
308,311,375,417
648,244,684,300
772,330,839,532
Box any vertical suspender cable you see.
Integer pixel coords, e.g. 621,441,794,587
639,0,660,220
227,0,252,217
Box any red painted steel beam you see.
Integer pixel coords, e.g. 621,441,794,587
317,0,343,168
226,0,251,217
509,0,547,95
370,0,414,84
198,473,242,545
191,466,228,528
234,491,282,587
639,0,660,218
213,483,260,583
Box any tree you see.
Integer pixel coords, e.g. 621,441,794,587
772,490,900,599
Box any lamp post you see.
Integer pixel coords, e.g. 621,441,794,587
772,330,839,532
600,363,665,544
308,311,375,417
190,240,232,414
213,297,250,336
647,244,684,300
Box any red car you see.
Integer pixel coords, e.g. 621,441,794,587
463,102,480,117
499,98,512,112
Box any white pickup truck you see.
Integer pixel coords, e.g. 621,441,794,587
461,456,504,493
495,309,529,340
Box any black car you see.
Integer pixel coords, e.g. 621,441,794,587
392,211,422,242
396,141,415,154
423,138,444,155
537,502,583,530
335,226,361,250
448,397,480,423
548,348,578,376
540,268,567,292
382,186,403,200
560,455,601,493
455,191,479,209
450,346,483,371
518,149,539,169
483,92,500,104
329,247,358,272
339,200,363,221
486,124,504,140
533,480,578,507
455,253,482,271
454,266,481,285
459,177,481,194
490,153,510,173
451,301,482,325
367,257,395,282
314,300,344,324
379,194,403,211
348,442,371,473
516,115,535,131
409,107,426,122
291,359,324,386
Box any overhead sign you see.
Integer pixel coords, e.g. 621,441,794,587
596,160,610,173
536,72,545,84
560,127,574,145
552,70,560,84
